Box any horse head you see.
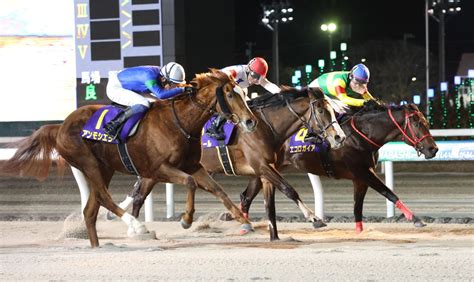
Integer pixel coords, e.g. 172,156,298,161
391,103,438,159
193,69,257,133
380,104,438,159
307,87,346,149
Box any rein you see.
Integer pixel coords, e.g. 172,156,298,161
171,86,229,140
350,108,432,152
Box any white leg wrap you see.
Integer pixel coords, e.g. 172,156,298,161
119,196,134,211
121,213,148,236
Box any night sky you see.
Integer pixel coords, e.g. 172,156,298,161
233,0,473,80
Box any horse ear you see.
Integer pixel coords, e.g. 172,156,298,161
308,87,324,99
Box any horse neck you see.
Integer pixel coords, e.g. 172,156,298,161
258,97,310,144
170,91,216,137
351,109,404,150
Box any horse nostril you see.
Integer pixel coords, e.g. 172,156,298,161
335,135,345,144
430,147,439,155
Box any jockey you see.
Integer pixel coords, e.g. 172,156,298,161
306,63,376,186
104,62,195,138
205,57,281,140
308,63,376,110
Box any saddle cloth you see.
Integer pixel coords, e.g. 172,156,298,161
288,127,330,154
81,105,145,144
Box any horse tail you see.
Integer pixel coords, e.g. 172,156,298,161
1,124,64,181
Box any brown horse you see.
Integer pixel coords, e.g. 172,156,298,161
1,69,258,248
240,102,439,234
120,87,346,241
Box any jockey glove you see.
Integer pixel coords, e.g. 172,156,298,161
184,86,197,95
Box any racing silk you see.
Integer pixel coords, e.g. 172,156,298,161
117,66,184,99
222,65,281,94
308,71,374,107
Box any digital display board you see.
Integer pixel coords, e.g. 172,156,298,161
74,0,163,107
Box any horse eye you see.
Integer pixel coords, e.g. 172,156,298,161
317,108,324,114
227,92,233,98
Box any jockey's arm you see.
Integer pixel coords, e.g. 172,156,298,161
259,78,281,94
362,90,375,101
334,85,366,107
145,79,184,99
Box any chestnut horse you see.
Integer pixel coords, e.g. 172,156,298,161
119,87,346,241
1,69,258,248
240,102,439,234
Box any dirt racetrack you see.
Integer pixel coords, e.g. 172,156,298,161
1,219,473,280
1,162,473,280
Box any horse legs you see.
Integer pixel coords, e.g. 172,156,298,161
240,177,263,219
260,165,326,229
83,191,101,247
78,167,148,246
136,163,198,229
352,179,369,233
364,168,425,227
190,165,253,234
261,179,279,240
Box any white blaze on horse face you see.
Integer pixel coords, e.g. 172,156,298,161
233,85,253,119
233,85,246,101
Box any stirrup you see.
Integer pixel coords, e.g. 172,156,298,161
104,121,122,139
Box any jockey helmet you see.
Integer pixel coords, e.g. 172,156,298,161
247,57,268,79
160,62,186,84
349,63,370,84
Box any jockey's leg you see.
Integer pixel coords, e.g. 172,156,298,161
104,104,147,137
206,115,226,140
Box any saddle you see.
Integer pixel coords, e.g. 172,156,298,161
81,105,146,144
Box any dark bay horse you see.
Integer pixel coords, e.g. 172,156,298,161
1,69,258,248
240,102,439,234
120,87,346,241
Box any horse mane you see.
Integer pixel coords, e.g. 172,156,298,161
247,86,309,109
191,68,233,89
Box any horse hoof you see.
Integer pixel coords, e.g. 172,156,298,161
128,224,148,237
312,220,327,229
414,220,427,228
239,223,253,235
180,218,192,229
106,211,117,220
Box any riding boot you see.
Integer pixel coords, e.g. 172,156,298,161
206,115,226,140
104,106,136,138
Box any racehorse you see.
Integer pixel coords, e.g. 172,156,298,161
119,87,346,241
0,69,258,248
240,102,439,234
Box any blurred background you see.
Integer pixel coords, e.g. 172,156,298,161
0,0,473,135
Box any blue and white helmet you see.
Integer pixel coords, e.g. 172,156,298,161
160,62,186,84
349,63,370,84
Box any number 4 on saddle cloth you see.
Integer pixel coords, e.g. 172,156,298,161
289,127,334,177
81,105,146,144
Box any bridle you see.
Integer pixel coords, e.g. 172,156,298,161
170,84,239,140
351,107,432,155
257,94,336,141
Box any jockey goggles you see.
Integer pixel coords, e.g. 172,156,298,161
249,71,261,80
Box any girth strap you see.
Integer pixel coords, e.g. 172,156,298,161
317,142,335,178
216,141,236,176
117,142,140,176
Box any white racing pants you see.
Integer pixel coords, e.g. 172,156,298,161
107,71,150,108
